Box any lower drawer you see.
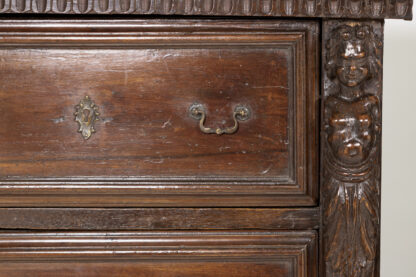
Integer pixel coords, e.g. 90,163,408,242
0,231,317,277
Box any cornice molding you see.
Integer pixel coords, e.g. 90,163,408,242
0,0,412,20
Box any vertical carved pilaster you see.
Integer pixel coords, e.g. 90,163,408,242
322,20,383,277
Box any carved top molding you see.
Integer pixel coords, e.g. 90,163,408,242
0,0,412,19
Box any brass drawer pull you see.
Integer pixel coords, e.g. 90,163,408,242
189,104,250,135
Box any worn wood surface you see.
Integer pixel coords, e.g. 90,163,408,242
0,208,320,230
0,13,397,277
0,231,317,277
321,20,383,277
0,19,318,207
0,0,411,19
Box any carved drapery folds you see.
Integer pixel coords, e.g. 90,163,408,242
322,21,383,277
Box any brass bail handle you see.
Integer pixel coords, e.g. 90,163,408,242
189,104,251,135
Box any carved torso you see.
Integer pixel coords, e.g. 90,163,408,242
322,22,383,277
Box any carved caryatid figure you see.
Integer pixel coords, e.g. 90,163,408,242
323,23,382,277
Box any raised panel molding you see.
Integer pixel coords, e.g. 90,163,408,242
0,231,317,277
0,20,318,207
321,20,383,276
0,0,412,19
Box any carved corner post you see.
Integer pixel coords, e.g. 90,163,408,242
321,20,383,277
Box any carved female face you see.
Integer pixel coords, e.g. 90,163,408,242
326,97,379,165
336,57,369,87
335,27,370,87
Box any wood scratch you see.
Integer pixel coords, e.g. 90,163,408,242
162,117,172,128
261,164,273,175
251,85,289,90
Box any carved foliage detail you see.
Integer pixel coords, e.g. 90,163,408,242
322,21,383,277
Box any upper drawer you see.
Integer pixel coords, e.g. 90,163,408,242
0,20,319,207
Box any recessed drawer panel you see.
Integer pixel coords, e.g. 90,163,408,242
0,20,318,207
0,231,317,277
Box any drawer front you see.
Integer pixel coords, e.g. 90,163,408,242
0,231,317,277
0,20,319,207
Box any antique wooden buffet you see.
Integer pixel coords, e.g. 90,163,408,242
0,0,412,276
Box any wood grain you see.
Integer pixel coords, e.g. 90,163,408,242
0,19,318,207
0,231,317,277
0,208,320,230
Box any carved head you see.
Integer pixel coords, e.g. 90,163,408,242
326,24,382,88
325,96,380,165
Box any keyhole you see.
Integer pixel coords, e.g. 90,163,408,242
82,109,91,123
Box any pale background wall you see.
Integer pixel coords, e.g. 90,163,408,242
381,6,416,276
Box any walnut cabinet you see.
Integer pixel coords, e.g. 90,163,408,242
0,1,412,276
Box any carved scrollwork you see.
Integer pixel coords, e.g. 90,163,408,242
322,21,383,277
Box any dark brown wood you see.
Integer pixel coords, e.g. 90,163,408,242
0,0,412,19
0,10,404,276
321,20,383,277
0,208,319,230
0,19,319,207
0,231,317,277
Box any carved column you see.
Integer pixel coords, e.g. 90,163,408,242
321,20,383,277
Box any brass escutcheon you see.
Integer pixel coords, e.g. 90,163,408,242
189,104,250,135
74,95,100,140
